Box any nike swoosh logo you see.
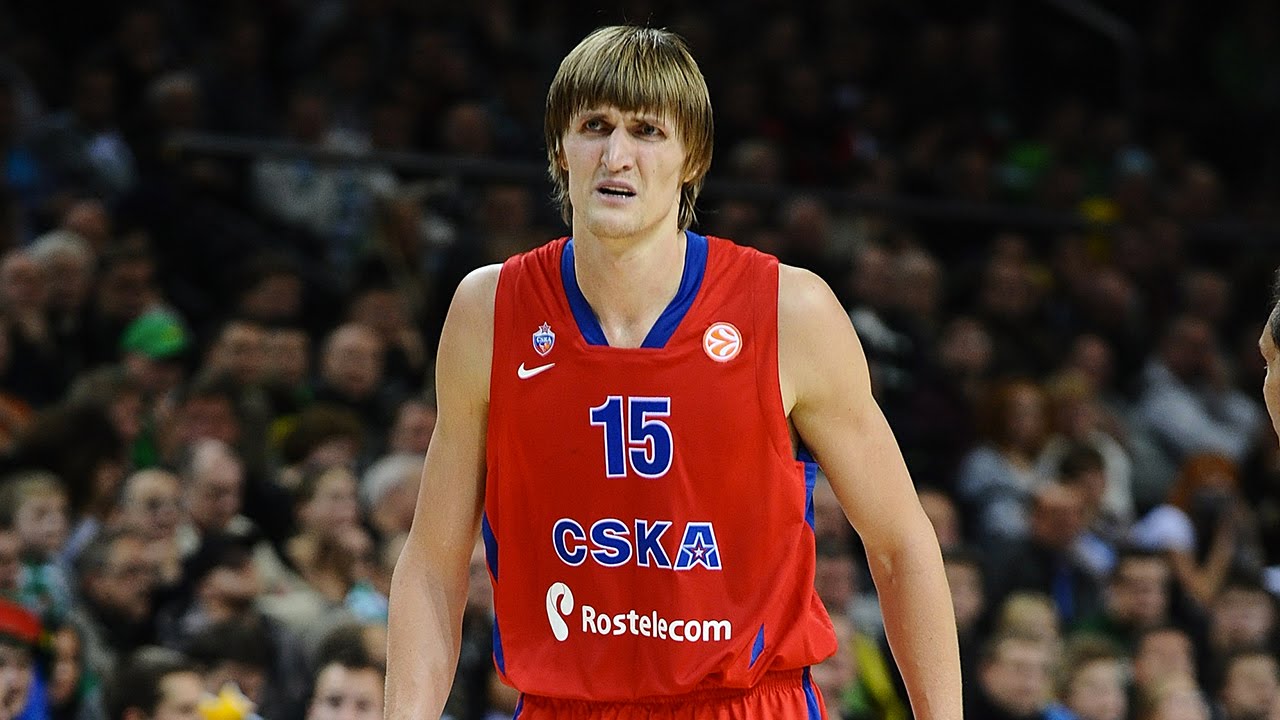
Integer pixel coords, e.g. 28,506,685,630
517,362,556,379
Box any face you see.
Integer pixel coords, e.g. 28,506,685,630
1110,557,1170,628
1260,321,1280,442
48,627,81,706
187,449,243,533
1212,588,1276,649
123,471,183,539
0,532,18,595
201,561,261,614
90,536,155,620
0,643,32,720
265,330,310,387
98,260,155,319
1067,659,1127,720
1134,630,1195,689
389,402,435,454
322,327,382,400
306,665,383,720
981,639,1053,717
212,323,268,386
1223,655,1280,719
301,469,360,536
560,105,689,243
0,253,47,310
14,492,68,557
814,555,855,615
153,672,204,720
945,562,984,632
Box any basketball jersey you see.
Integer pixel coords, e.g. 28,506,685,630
484,231,836,701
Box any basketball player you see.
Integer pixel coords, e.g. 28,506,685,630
386,25,961,720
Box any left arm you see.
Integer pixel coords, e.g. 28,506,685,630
779,265,962,720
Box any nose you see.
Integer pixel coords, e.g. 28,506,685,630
601,126,635,172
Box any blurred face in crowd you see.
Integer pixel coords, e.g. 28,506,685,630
1133,629,1196,690
1148,676,1211,720
812,614,858,709
938,316,993,378
349,289,409,342
1066,658,1127,720
0,531,18,596
1108,556,1170,628
945,560,984,634
388,400,435,454
121,470,183,540
199,556,261,618
981,636,1053,718
1260,315,1280,441
39,247,94,312
0,251,48,312
210,321,268,387
918,489,959,550
240,273,302,323
14,490,68,558
265,328,310,388
1029,483,1085,550
185,442,244,533
0,640,33,720
321,325,383,400
87,535,154,621
1163,317,1215,384
1211,587,1276,651
307,663,383,720
173,394,240,448
97,257,155,320
299,467,360,537
151,671,204,720
47,626,81,708
814,554,855,616
1222,654,1280,720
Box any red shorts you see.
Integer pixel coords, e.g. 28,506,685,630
512,669,826,719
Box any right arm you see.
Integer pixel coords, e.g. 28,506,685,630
385,265,499,720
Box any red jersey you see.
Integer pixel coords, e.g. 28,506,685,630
483,231,836,702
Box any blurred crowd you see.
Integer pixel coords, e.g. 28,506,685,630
0,1,1279,720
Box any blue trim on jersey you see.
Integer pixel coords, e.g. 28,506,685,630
493,617,506,675
803,460,818,531
749,624,766,668
560,231,708,348
512,694,524,719
481,512,499,580
802,666,822,720
642,230,707,348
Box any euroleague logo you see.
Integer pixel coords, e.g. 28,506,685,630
702,322,742,362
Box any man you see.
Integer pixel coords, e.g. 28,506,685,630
71,529,159,683
105,647,202,720
1260,274,1280,438
307,652,383,720
0,599,40,720
1073,548,1173,651
966,634,1056,720
386,25,960,719
1219,649,1280,720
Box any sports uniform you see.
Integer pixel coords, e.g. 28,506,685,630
483,231,837,718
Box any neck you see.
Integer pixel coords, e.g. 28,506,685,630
572,227,687,348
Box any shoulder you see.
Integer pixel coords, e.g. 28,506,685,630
777,264,845,332
437,264,502,400
777,264,869,412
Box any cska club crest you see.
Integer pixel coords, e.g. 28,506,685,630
533,322,556,356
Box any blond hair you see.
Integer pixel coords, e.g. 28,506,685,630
544,25,713,230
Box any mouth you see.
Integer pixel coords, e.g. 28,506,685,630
595,183,636,198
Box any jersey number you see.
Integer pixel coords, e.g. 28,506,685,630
589,396,673,478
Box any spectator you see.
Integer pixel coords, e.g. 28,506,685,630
385,399,434,456
359,453,421,544
1130,454,1264,607
1136,315,1263,467
305,651,383,720
0,599,41,720
966,633,1058,720
1218,649,1280,720
0,472,73,623
1131,626,1199,706
70,530,158,684
116,469,183,591
1074,549,1174,651
313,324,397,456
957,379,1049,545
1057,636,1128,720
175,440,246,555
103,647,200,720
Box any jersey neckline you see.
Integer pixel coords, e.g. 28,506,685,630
560,230,708,349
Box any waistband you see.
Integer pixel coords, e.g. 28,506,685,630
521,669,808,707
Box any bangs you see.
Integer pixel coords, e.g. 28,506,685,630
552,39,704,133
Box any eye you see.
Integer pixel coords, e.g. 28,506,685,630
583,117,606,132
637,123,663,138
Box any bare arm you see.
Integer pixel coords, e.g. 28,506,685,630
779,265,962,720
385,265,499,720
